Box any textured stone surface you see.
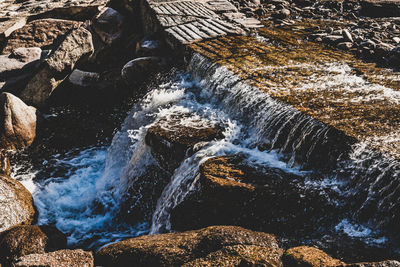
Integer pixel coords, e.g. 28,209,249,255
0,0,109,20
0,175,35,233
121,56,167,85
13,249,93,267
96,225,281,267
0,225,66,263
0,47,42,80
282,246,344,267
2,19,82,53
145,113,224,172
20,27,94,107
171,156,337,234
0,18,27,50
0,93,38,151
183,245,283,266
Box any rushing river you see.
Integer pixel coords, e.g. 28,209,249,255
11,54,399,258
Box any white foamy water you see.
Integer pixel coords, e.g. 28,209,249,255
335,219,387,245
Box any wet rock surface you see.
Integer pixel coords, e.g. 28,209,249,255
0,225,66,264
0,175,35,233
121,56,168,86
95,225,281,266
171,156,339,237
13,249,94,267
146,114,224,172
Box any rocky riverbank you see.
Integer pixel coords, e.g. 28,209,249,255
1,0,400,266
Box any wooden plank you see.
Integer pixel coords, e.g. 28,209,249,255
178,24,203,41
165,27,187,43
169,24,194,42
185,22,210,39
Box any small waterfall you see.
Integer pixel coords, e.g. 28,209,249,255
14,52,400,251
149,53,400,245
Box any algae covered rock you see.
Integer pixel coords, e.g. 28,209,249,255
0,225,66,263
0,175,36,234
183,245,283,267
282,246,344,267
96,225,281,266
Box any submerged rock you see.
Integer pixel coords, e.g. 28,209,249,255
171,156,338,235
92,7,125,46
13,249,93,267
282,246,344,266
19,27,94,107
145,114,224,172
96,225,281,266
0,175,36,233
0,225,66,263
0,93,38,151
2,19,82,53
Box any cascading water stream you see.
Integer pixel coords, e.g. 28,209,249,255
11,53,400,254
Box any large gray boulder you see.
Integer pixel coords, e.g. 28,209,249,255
19,27,94,107
0,93,38,151
0,175,36,234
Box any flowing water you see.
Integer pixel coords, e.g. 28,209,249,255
11,53,400,258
